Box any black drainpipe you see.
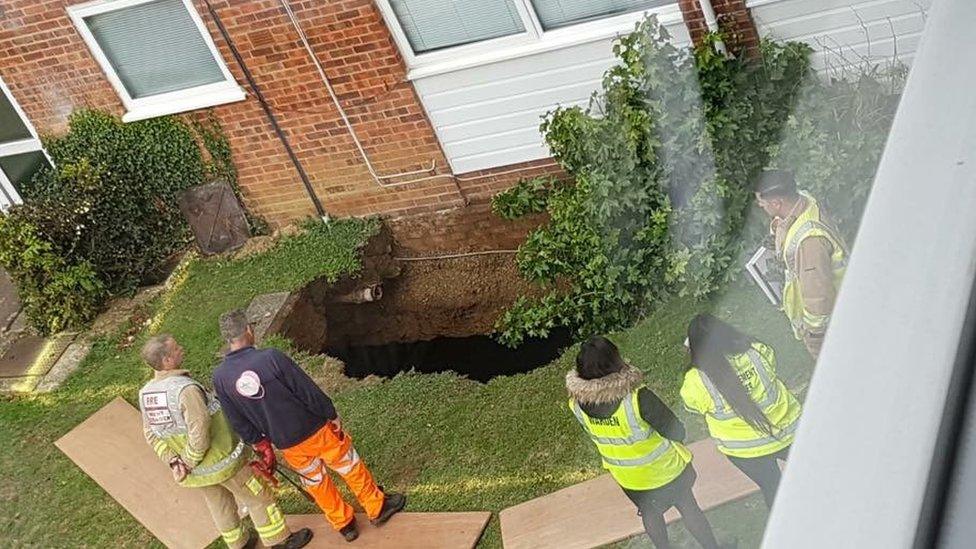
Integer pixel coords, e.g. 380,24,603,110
202,0,328,220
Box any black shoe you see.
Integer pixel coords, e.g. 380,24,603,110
370,492,406,526
273,527,313,549
339,518,359,542
242,530,258,549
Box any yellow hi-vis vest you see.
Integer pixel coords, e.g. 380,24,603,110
680,343,802,458
570,387,691,490
780,191,848,338
139,375,246,488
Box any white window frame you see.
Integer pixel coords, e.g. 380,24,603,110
374,0,684,79
67,0,245,123
0,75,52,209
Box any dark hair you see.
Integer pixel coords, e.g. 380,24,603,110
687,314,778,437
576,336,627,380
756,169,798,199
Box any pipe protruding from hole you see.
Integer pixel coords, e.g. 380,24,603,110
333,284,383,304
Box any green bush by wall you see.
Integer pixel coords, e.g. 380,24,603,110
493,17,896,345
0,109,244,334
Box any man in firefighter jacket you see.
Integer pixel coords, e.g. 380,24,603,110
138,334,313,549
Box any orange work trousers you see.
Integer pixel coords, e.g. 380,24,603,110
282,421,386,530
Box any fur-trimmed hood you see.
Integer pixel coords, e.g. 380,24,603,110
566,364,644,405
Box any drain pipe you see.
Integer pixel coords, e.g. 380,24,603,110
203,0,329,221
698,0,728,54
278,0,462,192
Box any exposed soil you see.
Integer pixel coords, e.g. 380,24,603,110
321,253,539,349
277,224,567,382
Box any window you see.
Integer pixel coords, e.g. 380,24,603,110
0,77,51,210
68,0,244,122
390,0,526,53
530,0,673,30
376,0,681,74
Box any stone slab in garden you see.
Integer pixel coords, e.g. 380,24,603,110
0,268,19,333
0,331,76,393
499,439,759,549
55,397,218,549
284,512,491,548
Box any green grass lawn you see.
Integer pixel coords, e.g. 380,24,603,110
0,218,811,548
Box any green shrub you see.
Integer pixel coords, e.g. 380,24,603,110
492,18,811,345
21,110,206,294
769,68,904,241
0,213,104,335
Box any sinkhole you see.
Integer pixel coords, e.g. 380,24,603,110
268,226,576,383
327,329,573,383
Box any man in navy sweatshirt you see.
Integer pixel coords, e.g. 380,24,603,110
213,309,405,543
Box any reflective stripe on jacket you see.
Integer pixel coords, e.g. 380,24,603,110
570,387,691,490
680,342,802,458
139,374,246,487
780,191,848,338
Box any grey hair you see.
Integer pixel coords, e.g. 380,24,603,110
141,334,175,370
219,309,250,343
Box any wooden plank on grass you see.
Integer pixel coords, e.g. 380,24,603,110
55,397,217,549
284,512,491,548
499,439,759,549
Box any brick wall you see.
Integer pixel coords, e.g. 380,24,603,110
678,0,760,55
0,0,756,234
0,0,567,227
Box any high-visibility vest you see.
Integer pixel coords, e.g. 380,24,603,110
680,343,802,458
139,375,246,487
780,191,848,338
570,387,691,491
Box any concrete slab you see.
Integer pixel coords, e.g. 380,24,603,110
55,397,218,549
35,341,92,393
0,332,75,392
0,332,47,378
499,439,759,549
283,512,491,549
0,268,20,332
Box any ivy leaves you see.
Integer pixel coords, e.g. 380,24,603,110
0,109,239,334
492,17,812,346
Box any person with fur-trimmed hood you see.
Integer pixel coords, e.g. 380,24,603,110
567,336,724,549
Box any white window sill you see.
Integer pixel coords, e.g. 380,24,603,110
121,86,247,123
405,5,685,80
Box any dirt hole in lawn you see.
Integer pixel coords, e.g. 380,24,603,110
279,227,575,383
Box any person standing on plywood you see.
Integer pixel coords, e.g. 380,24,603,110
138,334,313,549
681,315,802,508
213,309,406,543
567,336,728,549
754,169,849,359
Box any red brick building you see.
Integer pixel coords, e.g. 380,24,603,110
0,0,758,227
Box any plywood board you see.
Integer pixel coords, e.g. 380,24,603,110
283,512,491,549
55,397,218,549
499,439,759,549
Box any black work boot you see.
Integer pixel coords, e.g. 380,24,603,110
370,492,406,526
273,527,313,549
339,518,359,542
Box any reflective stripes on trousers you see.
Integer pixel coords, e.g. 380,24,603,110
292,447,362,486
256,504,287,540
220,525,245,545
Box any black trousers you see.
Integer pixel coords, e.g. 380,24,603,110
622,466,719,549
727,445,791,508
